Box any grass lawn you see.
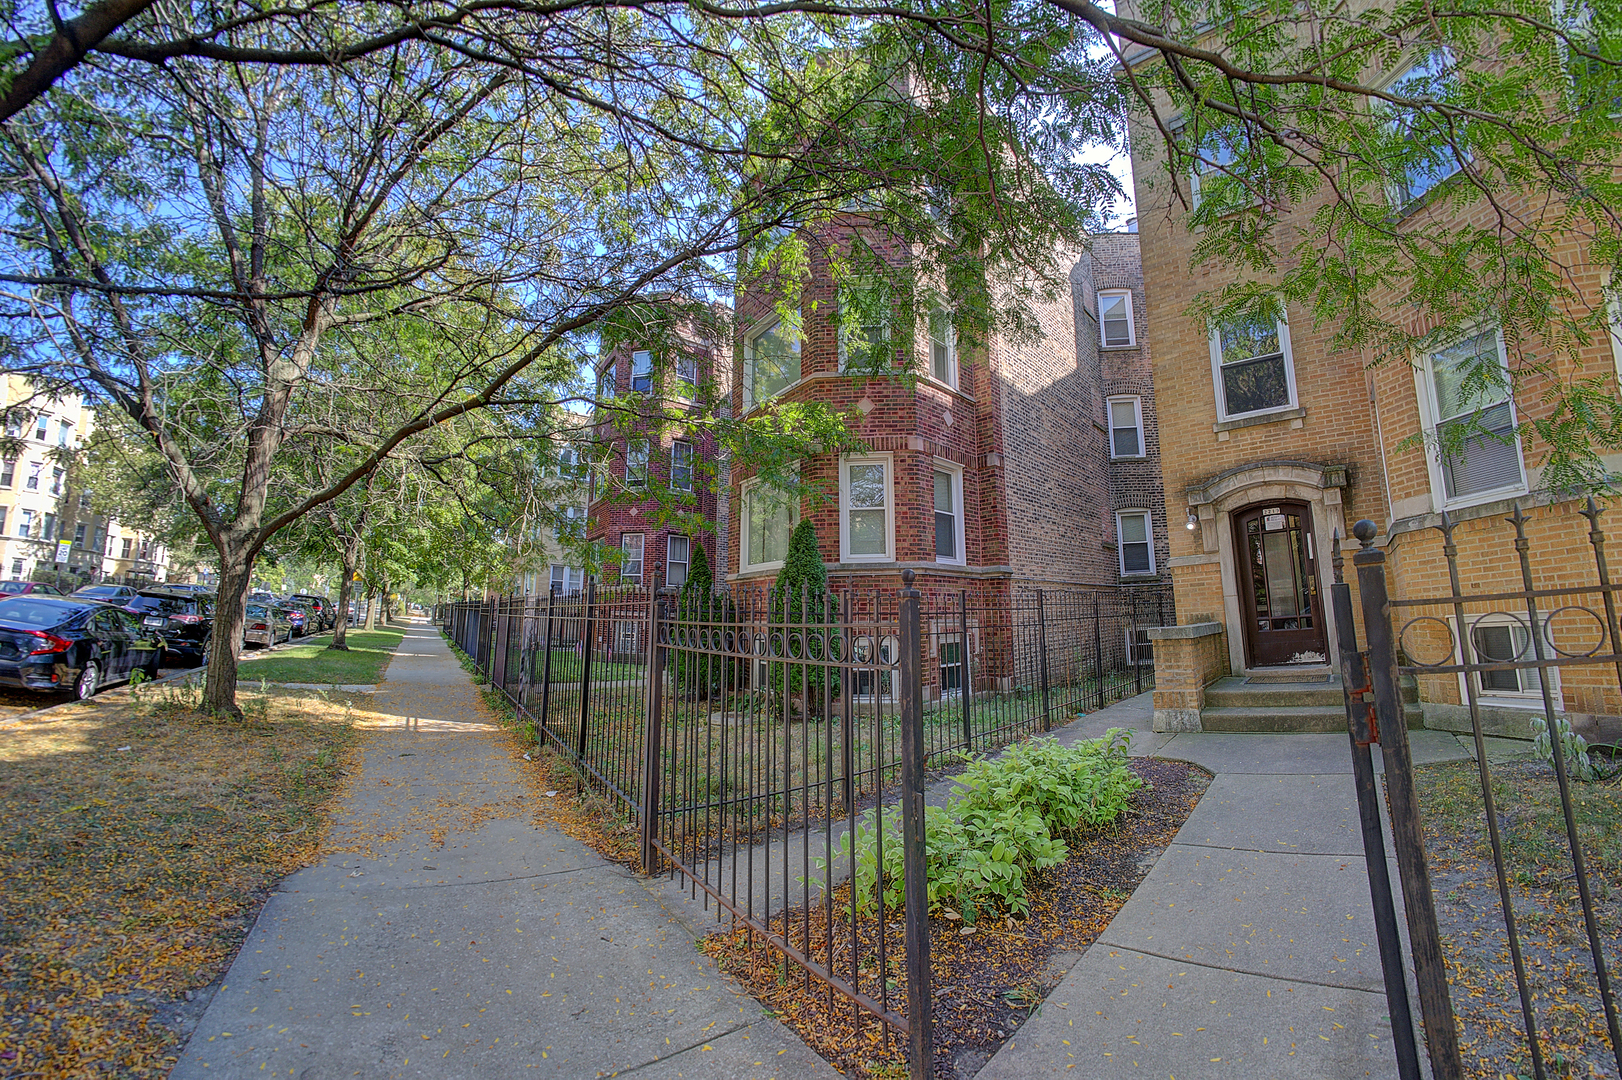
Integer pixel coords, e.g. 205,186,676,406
1417,757,1622,1078
238,626,406,685
0,684,364,1078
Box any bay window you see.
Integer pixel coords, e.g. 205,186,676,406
744,319,800,410
1420,327,1526,505
841,455,893,562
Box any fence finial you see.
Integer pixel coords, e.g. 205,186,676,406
1352,518,1379,550
901,568,917,595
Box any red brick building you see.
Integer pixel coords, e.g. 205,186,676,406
586,308,731,591
726,221,1167,608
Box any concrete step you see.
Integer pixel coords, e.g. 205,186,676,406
1199,702,1426,734
1204,675,1344,708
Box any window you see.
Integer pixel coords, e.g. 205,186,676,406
49,468,62,496
939,636,964,697
841,455,893,562
554,505,585,542
549,564,584,595
56,419,71,447
1209,311,1295,419
1108,397,1145,458
17,509,32,538
839,285,890,371
1380,51,1464,209
933,465,963,564
120,537,132,559
1422,328,1525,504
33,415,46,442
1116,510,1155,576
630,350,653,394
42,513,54,542
852,634,898,700
675,354,698,392
78,489,90,509
9,559,19,577
73,523,85,546
1609,276,1622,379
1099,291,1135,347
742,480,797,571
1467,614,1552,701
620,533,644,584
1185,126,1243,210
25,462,39,491
744,319,801,410
671,441,693,491
666,535,690,588
597,362,617,400
3,415,18,437
928,308,957,388
625,440,648,488
0,508,7,534
0,459,12,488
1555,0,1622,112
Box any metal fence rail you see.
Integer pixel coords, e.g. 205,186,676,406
435,574,1169,1077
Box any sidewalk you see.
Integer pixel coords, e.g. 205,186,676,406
170,619,836,1080
978,694,1515,1080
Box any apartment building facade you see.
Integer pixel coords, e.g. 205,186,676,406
585,307,732,592
1125,34,1622,736
726,220,1168,606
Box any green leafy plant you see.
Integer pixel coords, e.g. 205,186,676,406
1531,712,1598,783
826,730,1143,923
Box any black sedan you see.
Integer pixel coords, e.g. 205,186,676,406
72,584,139,603
0,596,165,699
127,588,214,665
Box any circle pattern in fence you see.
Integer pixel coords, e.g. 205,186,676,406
1541,605,1610,659
1398,615,1457,668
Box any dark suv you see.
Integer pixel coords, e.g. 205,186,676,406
289,594,333,632
127,588,215,665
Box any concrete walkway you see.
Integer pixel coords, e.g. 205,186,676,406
170,619,836,1080
979,693,1527,1080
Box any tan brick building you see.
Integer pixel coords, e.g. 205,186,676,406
1127,41,1622,737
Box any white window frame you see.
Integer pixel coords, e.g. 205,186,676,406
670,440,694,492
666,534,690,588
620,532,645,584
1607,275,1622,381
1413,326,1527,510
1456,612,1561,708
630,349,654,394
9,559,20,577
1378,50,1466,211
675,353,698,394
24,461,40,491
1098,290,1136,348
1208,311,1298,422
936,633,965,699
840,453,895,563
927,307,957,389
838,283,891,372
931,460,965,566
0,459,12,488
17,508,31,538
1107,396,1146,459
742,317,801,411
33,414,46,442
625,439,649,488
740,477,798,573
1115,509,1156,577
597,361,617,400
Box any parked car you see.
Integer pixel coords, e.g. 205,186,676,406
276,601,308,637
0,581,62,596
289,594,333,632
71,583,139,603
126,588,214,665
0,596,164,698
242,602,292,647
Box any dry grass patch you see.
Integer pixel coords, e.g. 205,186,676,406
0,684,366,1078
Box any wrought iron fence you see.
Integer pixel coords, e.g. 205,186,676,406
436,574,1169,1077
1337,502,1622,1080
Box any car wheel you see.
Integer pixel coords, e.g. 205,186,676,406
197,633,212,666
75,661,99,700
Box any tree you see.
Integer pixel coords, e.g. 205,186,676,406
768,518,837,717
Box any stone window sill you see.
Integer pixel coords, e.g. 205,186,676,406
1212,406,1306,434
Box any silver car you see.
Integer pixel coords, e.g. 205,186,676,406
242,601,292,647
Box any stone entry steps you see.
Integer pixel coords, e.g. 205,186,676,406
1199,671,1423,733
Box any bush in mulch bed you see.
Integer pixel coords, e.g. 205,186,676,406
702,754,1209,1079
1418,758,1622,1080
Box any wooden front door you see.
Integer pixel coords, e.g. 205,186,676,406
1234,501,1326,667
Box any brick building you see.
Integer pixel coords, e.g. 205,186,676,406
586,306,731,591
726,220,1168,610
1125,33,1622,737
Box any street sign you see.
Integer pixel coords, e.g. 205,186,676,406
54,541,71,565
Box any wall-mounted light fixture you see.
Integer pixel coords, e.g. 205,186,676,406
1186,507,1199,531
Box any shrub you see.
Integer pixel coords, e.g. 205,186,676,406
766,519,839,715
671,543,736,698
830,729,1144,924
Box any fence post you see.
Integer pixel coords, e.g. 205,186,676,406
639,591,666,873
1036,588,1051,732
577,579,597,765
841,592,855,815
960,589,971,752
1351,520,1463,1080
1331,533,1422,1080
897,570,933,1080
538,586,556,741
1092,591,1104,712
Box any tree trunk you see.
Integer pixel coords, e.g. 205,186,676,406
203,548,253,719
329,537,361,651
364,590,378,631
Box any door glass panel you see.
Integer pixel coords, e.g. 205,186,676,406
1246,512,1313,631
1262,532,1301,619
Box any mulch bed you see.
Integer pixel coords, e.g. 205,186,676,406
701,757,1210,1079
1418,758,1622,1080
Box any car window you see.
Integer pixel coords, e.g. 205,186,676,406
0,599,73,627
0,582,23,594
